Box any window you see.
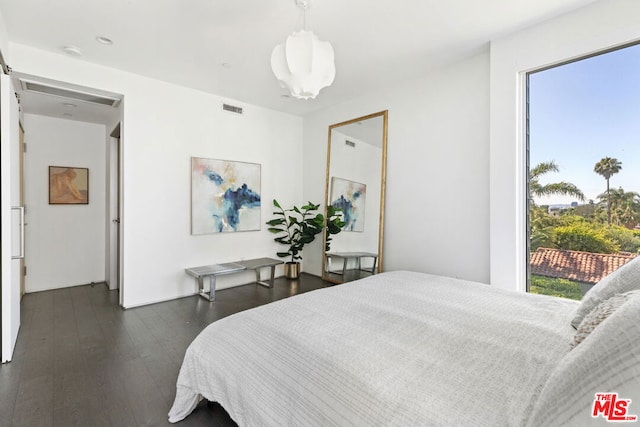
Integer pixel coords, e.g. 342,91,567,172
527,43,640,299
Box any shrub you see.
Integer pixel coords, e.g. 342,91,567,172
553,222,619,253
606,225,640,253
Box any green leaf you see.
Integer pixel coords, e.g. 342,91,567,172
273,199,282,209
327,223,341,233
276,252,291,258
266,219,285,226
299,235,315,244
327,205,342,215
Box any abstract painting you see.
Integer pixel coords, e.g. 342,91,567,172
49,166,89,205
330,177,366,232
191,157,261,234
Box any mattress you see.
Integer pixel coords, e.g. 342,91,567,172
169,270,579,426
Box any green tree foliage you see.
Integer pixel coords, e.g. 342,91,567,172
530,205,559,251
573,201,597,220
597,187,640,229
553,221,619,253
529,161,586,251
530,209,640,254
594,157,622,225
529,161,585,202
604,225,640,253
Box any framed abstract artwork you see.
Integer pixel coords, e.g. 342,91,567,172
49,166,89,205
330,177,366,232
191,157,261,234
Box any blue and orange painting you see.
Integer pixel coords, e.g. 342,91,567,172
330,177,366,232
191,157,261,234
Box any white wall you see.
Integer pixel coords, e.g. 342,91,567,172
8,0,633,306
303,51,491,284
23,114,106,292
489,0,640,292
0,6,8,58
9,43,303,307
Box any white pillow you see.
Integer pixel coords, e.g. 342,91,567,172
571,255,640,329
527,290,640,427
572,291,638,348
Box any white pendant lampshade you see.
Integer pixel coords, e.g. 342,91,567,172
270,3,335,99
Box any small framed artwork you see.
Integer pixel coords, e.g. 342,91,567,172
191,157,261,234
49,166,89,205
330,177,366,232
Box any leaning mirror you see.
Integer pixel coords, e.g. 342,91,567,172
322,110,388,284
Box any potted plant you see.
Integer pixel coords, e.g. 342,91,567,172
266,199,325,279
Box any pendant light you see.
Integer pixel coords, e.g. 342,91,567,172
270,0,335,100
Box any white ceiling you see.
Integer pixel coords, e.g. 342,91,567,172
1,0,597,121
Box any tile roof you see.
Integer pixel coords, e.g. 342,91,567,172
529,248,636,284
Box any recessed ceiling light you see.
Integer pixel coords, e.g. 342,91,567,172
96,36,113,45
62,45,83,56
62,102,77,108
221,62,232,69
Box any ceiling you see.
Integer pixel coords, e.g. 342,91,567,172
0,0,597,122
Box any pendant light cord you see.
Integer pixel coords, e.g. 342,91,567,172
303,6,307,30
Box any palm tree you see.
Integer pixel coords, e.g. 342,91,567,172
528,161,584,252
597,187,640,228
529,161,585,202
594,157,622,225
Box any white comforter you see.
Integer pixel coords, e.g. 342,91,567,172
169,271,578,426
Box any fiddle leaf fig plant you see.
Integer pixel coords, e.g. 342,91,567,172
267,200,324,263
325,205,346,251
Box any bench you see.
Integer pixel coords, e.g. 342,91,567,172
185,257,283,302
325,252,378,276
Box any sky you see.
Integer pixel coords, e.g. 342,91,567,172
529,43,640,206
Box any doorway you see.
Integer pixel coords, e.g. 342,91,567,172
11,72,124,299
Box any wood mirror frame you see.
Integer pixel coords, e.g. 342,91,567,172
322,110,388,284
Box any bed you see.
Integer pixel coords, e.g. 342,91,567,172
168,266,640,426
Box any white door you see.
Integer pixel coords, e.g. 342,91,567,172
1,73,22,363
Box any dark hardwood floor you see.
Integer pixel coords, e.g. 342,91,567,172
0,273,331,426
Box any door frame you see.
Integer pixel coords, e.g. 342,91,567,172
108,123,124,306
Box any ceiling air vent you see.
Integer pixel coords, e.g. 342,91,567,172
222,103,243,114
20,80,121,107
345,140,356,148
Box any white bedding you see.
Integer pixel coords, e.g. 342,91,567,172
168,271,579,426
